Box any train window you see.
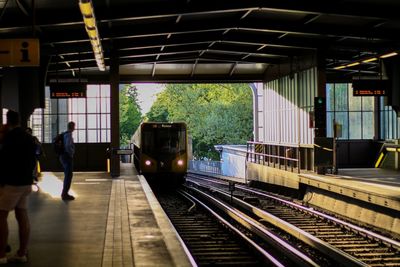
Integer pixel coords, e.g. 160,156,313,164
142,127,186,156
142,131,155,154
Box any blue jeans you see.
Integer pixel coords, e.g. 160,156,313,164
60,154,73,195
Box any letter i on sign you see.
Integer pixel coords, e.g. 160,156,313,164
20,41,30,62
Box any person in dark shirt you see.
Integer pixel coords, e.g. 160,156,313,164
0,110,36,264
60,121,76,201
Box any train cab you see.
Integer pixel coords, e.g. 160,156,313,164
132,122,188,183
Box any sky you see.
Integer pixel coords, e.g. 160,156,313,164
122,83,165,114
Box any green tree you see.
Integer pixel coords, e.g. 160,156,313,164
146,84,253,159
120,84,142,146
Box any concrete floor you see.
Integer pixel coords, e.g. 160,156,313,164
6,172,112,267
5,165,192,267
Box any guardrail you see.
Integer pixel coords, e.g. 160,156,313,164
246,141,300,173
189,160,222,175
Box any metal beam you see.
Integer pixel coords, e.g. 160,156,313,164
35,17,400,47
229,62,238,76
191,59,199,77
151,62,157,77
2,0,400,32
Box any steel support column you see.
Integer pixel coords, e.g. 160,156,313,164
110,52,120,177
316,51,327,138
250,83,259,142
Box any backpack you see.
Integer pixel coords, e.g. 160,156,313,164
53,132,65,155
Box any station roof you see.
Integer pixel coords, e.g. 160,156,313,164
1,0,400,82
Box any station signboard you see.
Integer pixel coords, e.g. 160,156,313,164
50,83,87,98
352,79,389,96
0,39,40,67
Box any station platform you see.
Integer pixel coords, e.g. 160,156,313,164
299,168,400,211
5,164,192,267
246,161,400,236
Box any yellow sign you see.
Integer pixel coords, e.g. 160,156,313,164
0,39,40,67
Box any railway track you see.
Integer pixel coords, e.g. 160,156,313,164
186,173,400,267
155,189,324,266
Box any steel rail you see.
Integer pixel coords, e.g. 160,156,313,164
177,190,285,267
191,181,367,267
184,186,320,267
189,173,400,250
236,185,400,251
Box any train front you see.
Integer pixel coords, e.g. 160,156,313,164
140,123,187,182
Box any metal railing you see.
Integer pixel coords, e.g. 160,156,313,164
246,141,300,173
189,160,222,175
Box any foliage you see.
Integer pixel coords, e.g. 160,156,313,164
120,84,142,146
145,84,253,160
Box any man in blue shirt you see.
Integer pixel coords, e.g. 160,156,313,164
60,122,75,201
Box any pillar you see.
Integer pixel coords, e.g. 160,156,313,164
1,68,42,128
110,52,120,177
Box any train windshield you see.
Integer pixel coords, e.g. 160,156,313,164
142,127,186,156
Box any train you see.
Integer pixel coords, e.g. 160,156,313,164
131,122,189,184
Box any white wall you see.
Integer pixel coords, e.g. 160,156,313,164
220,145,247,178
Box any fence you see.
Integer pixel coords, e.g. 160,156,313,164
189,160,222,175
246,141,301,173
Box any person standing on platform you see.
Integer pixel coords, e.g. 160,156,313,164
0,110,36,264
60,121,76,201
26,127,42,183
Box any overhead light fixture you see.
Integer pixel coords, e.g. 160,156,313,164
78,0,105,71
346,62,360,67
362,57,378,63
334,65,346,70
333,51,398,71
380,52,398,59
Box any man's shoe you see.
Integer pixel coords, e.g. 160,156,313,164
0,257,7,264
8,254,28,263
61,194,75,201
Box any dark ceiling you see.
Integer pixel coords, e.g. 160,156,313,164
1,0,400,82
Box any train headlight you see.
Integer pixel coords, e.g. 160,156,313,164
177,160,184,166
145,160,151,166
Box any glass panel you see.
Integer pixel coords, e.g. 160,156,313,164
363,112,374,139
58,115,68,132
70,114,79,126
50,115,59,137
334,112,349,139
101,114,107,129
326,84,335,112
76,98,86,113
349,112,362,139
106,129,111,142
106,114,110,128
101,130,108,143
334,84,348,111
326,112,334,138
70,99,78,113
45,86,50,98
100,85,110,97
87,85,99,97
87,129,97,143
87,114,97,128
101,98,108,113
77,114,86,129
348,84,361,111
40,83,111,143
362,96,374,111
87,98,97,113
78,129,86,143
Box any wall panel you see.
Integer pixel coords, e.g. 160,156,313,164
262,67,317,145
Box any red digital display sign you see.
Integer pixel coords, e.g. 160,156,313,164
50,83,87,98
352,80,389,96
353,89,386,96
